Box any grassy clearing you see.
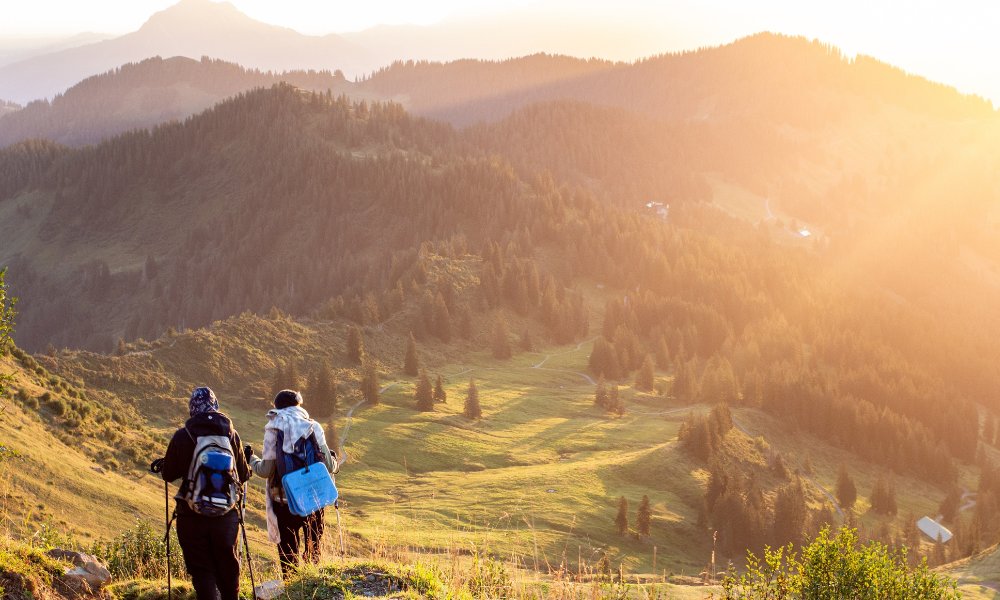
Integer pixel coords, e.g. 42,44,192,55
944,544,1000,600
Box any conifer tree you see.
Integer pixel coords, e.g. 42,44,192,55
492,317,512,359
655,335,671,370
464,378,482,419
415,369,434,411
520,329,534,351
615,496,629,535
404,332,420,376
361,362,380,406
636,495,652,536
347,325,365,364
433,374,447,403
433,292,451,342
285,359,301,391
836,464,857,511
595,378,609,409
771,479,807,546
271,363,285,398
635,354,655,391
312,360,336,418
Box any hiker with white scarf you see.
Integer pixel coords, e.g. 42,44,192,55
245,389,339,576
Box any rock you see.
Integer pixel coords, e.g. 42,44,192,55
46,549,112,593
254,579,285,600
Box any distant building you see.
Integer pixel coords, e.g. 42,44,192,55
916,516,953,543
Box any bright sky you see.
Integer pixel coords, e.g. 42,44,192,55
2,0,998,103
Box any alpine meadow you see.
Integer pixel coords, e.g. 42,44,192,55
2,1,1000,599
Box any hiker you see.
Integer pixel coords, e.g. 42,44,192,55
159,387,251,600
246,389,339,577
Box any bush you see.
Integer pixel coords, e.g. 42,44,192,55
466,554,513,598
721,527,959,599
47,397,67,416
91,520,185,580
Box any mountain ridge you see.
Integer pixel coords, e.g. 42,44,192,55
0,0,369,104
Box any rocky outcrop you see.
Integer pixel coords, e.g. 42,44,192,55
46,549,112,594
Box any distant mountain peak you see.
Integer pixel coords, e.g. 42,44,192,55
139,0,255,32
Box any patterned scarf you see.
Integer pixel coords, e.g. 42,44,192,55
189,387,219,416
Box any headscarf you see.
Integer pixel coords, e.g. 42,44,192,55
189,386,219,416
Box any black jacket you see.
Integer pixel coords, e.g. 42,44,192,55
162,411,250,516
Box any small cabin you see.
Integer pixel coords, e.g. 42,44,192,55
916,516,953,543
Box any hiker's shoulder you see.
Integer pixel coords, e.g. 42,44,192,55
185,411,235,435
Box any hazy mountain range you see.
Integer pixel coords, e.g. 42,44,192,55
0,0,368,105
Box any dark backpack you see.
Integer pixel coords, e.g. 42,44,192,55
275,429,323,479
181,430,239,516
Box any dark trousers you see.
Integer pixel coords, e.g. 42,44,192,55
274,503,325,576
176,511,241,600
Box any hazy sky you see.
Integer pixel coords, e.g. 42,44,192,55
2,0,998,103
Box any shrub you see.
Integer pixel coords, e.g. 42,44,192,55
466,554,513,598
721,527,959,599
91,520,185,580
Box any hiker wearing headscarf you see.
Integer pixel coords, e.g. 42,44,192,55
160,387,250,600
247,389,338,576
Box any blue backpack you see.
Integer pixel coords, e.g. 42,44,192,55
275,429,338,517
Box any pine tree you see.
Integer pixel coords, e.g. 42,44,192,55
492,317,512,359
312,360,336,418
655,335,671,370
635,354,655,391
361,362,380,405
520,329,534,351
771,479,807,546
282,359,302,392
595,378,609,409
347,325,365,364
615,496,629,535
404,332,420,376
836,464,857,511
306,367,320,403
415,369,434,411
271,363,285,398
464,378,482,419
636,495,652,536
433,374,447,403
432,292,451,342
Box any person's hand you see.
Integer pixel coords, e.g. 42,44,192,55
244,444,254,462
149,458,165,473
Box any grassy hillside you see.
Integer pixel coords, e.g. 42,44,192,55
0,350,164,542
18,289,988,581
944,545,1000,599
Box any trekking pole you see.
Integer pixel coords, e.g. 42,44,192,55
165,481,173,600
334,500,346,557
238,487,258,599
150,458,172,600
